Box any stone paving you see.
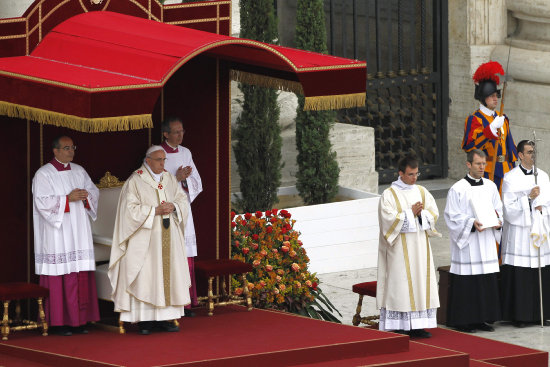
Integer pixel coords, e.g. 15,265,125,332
318,180,550,364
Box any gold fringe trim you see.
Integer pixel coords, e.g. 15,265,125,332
230,69,304,94
304,93,366,111
0,101,153,132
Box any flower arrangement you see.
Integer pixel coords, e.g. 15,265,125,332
231,208,341,322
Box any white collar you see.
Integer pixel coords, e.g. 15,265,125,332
144,162,163,183
467,173,482,183
166,141,178,150
391,177,415,190
55,158,69,168
479,104,496,117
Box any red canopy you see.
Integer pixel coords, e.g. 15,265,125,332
0,11,366,132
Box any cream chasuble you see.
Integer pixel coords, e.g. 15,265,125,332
502,166,550,268
108,165,191,322
32,162,99,275
376,182,440,316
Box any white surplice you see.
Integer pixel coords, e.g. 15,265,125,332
502,166,550,268
377,178,440,331
163,144,202,257
444,177,502,275
32,162,99,275
108,165,191,322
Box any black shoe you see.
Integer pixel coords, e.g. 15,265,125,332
455,325,476,333
476,323,495,332
513,321,527,328
410,329,432,338
71,326,89,334
156,320,179,332
184,309,196,317
53,326,72,336
138,321,153,335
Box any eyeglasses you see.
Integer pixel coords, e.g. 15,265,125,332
58,145,76,151
405,172,421,177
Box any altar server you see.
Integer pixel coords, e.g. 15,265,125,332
377,154,440,338
444,149,503,332
109,146,191,335
32,136,100,336
161,117,202,316
501,140,550,327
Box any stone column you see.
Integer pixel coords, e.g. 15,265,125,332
447,0,507,179
448,0,550,178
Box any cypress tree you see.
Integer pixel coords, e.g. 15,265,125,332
295,0,339,205
233,0,282,212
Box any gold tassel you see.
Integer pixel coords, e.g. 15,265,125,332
304,93,366,111
0,101,153,132
230,70,304,94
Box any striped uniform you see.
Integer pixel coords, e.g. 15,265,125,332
462,109,517,193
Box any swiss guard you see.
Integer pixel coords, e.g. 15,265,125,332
462,61,517,193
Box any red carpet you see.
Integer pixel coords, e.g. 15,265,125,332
419,328,548,367
0,307,547,367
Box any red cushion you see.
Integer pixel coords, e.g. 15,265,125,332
195,259,253,277
352,281,377,297
0,282,49,301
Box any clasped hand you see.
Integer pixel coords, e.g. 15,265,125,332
176,166,192,182
412,201,423,216
155,202,175,215
68,188,88,202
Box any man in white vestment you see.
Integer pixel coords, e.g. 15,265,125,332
32,136,100,336
501,140,550,327
108,146,192,335
377,154,440,338
160,117,202,317
444,149,503,333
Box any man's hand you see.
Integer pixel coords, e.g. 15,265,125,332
474,220,485,232
529,186,540,200
494,220,502,230
491,115,505,129
176,166,193,182
411,201,423,217
68,188,88,202
155,202,175,215
536,205,543,213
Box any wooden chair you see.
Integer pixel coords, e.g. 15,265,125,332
0,282,49,340
351,281,379,327
194,259,253,316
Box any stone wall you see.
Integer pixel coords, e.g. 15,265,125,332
0,0,33,18
448,0,550,178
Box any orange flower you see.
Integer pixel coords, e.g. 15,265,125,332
279,284,286,291
248,283,255,290
289,250,297,257
265,264,273,271
291,263,300,272
253,260,260,267
235,288,243,295
281,246,289,253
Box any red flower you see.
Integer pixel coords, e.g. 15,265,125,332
245,213,252,220
241,220,247,226
266,210,272,216
234,240,240,248
252,234,259,241
255,211,263,218
266,226,273,233
297,240,303,246
283,235,290,241
272,208,279,215
251,243,259,250
242,247,250,255
281,246,289,253
270,217,277,224
281,227,287,234
280,210,291,218
231,222,237,228
231,211,236,219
